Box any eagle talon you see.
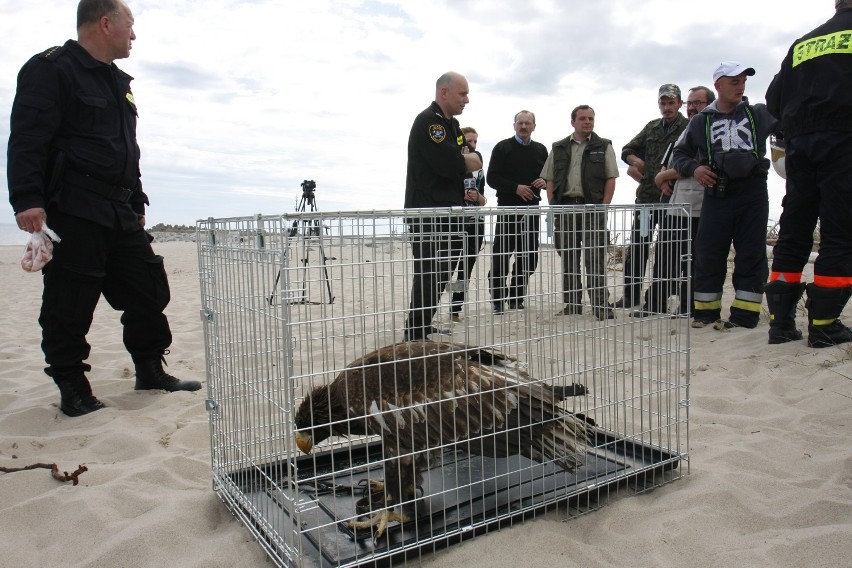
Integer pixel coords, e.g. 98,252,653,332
357,478,384,496
348,508,410,539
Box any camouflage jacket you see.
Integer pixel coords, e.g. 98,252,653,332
621,113,688,203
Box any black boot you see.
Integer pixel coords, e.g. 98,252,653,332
805,284,852,348
135,356,202,391
54,374,105,417
765,281,805,344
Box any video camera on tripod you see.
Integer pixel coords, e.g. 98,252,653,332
301,179,317,199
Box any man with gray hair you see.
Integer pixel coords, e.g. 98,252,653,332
7,0,201,417
763,0,852,347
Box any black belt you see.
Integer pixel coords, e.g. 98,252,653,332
64,169,134,203
558,196,585,205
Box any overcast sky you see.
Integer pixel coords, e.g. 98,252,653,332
0,0,829,227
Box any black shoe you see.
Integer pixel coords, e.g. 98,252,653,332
808,320,852,348
493,302,505,315
594,308,614,321
612,297,639,309
135,356,202,392
507,299,525,310
768,327,803,344
555,304,583,316
56,376,105,417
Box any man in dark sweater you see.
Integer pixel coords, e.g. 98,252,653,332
486,110,549,313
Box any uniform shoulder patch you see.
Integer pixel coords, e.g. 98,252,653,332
41,46,63,60
429,124,447,143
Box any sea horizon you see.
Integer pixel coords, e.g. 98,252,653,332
0,223,30,246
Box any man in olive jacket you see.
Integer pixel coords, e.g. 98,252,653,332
542,105,619,321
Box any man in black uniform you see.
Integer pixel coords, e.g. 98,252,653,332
763,0,852,348
403,71,482,341
7,0,200,417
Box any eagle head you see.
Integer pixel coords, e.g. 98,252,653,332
294,384,335,455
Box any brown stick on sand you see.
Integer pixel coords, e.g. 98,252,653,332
0,463,88,485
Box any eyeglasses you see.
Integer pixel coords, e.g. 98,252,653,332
684,100,708,107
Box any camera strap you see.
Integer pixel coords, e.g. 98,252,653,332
704,105,759,171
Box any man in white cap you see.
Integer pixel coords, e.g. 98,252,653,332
763,0,852,348
671,62,779,331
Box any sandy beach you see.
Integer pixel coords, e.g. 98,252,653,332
1,239,849,567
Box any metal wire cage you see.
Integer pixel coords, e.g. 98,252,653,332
197,204,692,567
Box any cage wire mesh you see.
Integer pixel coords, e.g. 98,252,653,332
197,204,692,567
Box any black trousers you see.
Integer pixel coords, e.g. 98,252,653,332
489,212,540,303
693,178,768,326
451,217,485,313
772,130,852,281
39,210,172,376
621,207,665,304
643,213,698,314
404,218,464,336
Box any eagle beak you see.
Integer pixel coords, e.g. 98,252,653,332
295,432,313,454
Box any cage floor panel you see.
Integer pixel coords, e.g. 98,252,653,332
223,430,679,567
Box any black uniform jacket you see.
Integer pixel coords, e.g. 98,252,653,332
765,9,852,139
404,101,467,209
7,40,148,230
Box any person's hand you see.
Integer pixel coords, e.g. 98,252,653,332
15,208,46,233
660,180,674,196
463,153,482,172
139,214,146,228
529,177,546,190
626,164,644,183
516,184,537,202
694,165,718,188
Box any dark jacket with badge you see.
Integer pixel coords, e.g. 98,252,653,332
404,101,468,209
765,8,852,140
486,136,548,206
621,114,688,204
7,40,147,231
550,132,612,204
671,97,777,181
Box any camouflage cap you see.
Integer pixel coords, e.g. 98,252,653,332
658,84,681,101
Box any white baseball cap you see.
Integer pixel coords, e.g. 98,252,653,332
713,61,756,82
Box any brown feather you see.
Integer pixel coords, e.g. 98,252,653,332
293,341,588,510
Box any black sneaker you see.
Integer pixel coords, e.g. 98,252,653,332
507,299,525,310
493,302,505,315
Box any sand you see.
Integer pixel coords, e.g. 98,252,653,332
0,240,849,568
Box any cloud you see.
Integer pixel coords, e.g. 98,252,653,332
0,0,831,227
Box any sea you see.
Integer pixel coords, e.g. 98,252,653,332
0,223,30,246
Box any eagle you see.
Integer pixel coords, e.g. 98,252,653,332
294,341,590,537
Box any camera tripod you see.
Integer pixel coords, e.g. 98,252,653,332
283,180,335,305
